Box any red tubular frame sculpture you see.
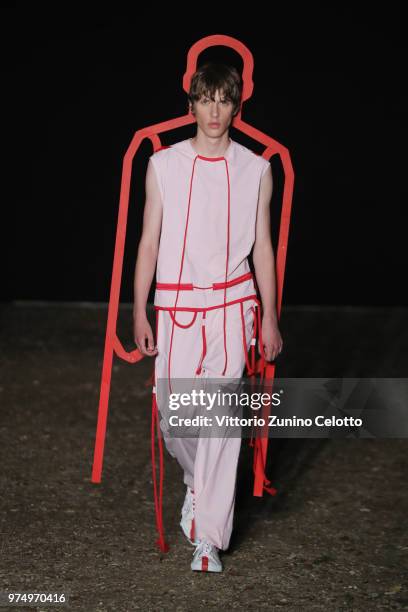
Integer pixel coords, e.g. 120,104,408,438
91,34,294,552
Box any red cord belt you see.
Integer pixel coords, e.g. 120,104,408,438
155,270,254,291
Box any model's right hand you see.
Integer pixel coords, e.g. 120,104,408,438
133,312,158,357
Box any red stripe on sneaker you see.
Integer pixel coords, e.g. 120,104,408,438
202,556,208,571
190,517,195,541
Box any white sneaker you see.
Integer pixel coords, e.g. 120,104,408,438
191,539,223,573
180,486,199,545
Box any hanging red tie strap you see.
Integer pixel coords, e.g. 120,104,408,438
195,310,207,375
251,301,277,495
252,435,278,496
150,309,170,552
250,305,257,376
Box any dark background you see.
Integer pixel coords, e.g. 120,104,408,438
5,7,407,306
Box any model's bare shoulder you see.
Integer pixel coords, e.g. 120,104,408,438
149,144,171,160
146,159,164,207
235,141,272,176
248,148,271,177
260,157,272,178
259,157,273,197
233,140,257,161
147,145,173,204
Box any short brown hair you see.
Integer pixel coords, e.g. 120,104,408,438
188,62,242,117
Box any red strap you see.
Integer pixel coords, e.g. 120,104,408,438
151,309,170,552
256,303,266,383
247,301,278,496
156,271,253,292
251,305,257,375
156,282,194,290
168,310,198,329
252,436,278,496
212,271,253,290
151,390,170,551
195,311,207,375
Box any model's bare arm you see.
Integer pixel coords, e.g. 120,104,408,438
133,159,163,356
252,165,283,361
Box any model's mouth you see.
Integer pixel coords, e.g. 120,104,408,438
209,123,220,128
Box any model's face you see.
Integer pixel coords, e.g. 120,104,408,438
190,89,235,136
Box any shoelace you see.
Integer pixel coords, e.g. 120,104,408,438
197,540,216,557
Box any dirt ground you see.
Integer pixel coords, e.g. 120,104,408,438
0,304,407,611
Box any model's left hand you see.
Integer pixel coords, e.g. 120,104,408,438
260,315,283,362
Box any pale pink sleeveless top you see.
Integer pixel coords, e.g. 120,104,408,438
149,137,270,309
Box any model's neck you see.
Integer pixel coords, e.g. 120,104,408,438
190,134,231,158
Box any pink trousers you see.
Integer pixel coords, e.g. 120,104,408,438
153,292,257,551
